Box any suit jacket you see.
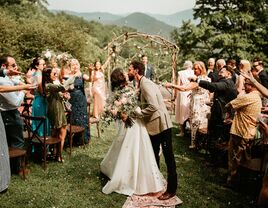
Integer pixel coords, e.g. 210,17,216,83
144,64,154,80
199,78,237,123
258,70,268,89
208,71,218,82
138,77,172,135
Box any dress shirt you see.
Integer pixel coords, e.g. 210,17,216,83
0,76,25,111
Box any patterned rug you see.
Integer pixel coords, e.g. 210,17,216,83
123,192,183,208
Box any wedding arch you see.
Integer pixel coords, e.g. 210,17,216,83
104,32,179,89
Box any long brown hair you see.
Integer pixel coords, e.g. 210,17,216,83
111,68,127,91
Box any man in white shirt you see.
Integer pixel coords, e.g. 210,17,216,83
0,55,25,174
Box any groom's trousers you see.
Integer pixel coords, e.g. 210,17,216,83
150,128,177,194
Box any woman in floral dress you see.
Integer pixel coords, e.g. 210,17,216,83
166,61,211,149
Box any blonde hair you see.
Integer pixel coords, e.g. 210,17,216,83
69,58,80,69
193,61,207,75
240,59,250,72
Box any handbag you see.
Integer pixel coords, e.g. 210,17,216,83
63,100,72,112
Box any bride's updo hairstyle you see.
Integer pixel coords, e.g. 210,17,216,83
111,68,127,91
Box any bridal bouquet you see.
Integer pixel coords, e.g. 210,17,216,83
101,87,139,128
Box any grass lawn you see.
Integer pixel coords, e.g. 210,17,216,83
0,117,259,208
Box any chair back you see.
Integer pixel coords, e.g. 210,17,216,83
21,115,47,143
21,114,54,169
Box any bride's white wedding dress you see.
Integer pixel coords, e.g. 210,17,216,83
100,119,164,196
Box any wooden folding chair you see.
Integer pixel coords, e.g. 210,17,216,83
21,114,61,170
67,124,85,156
8,147,27,179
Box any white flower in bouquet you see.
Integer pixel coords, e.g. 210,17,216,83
101,87,139,129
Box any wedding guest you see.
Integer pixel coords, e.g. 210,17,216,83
0,57,36,193
207,58,216,81
0,83,36,194
30,57,51,136
141,55,155,81
257,121,268,207
210,58,226,82
51,58,61,84
89,57,110,119
225,78,262,187
196,65,237,165
166,61,211,149
236,60,251,95
241,70,268,98
69,59,90,143
42,67,74,162
227,58,238,84
128,60,177,200
174,60,194,136
59,55,72,82
251,57,268,89
0,55,31,175
227,58,237,71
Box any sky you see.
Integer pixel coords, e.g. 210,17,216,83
46,0,196,15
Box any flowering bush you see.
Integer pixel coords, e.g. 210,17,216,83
101,86,139,129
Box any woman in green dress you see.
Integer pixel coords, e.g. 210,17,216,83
42,67,74,162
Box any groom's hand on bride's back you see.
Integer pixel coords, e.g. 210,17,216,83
134,107,143,117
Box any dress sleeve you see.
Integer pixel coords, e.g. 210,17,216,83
45,83,65,93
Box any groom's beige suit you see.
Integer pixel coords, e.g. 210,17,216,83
138,76,177,195
139,77,172,135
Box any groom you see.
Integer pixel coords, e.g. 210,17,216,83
128,60,177,200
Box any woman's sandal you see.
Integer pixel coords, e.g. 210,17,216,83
56,156,64,163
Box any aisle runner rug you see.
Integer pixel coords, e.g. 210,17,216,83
123,192,183,208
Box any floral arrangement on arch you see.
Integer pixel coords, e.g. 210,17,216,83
101,86,140,129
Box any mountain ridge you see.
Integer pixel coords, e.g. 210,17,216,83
50,9,194,38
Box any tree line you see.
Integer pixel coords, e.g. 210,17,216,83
171,0,268,65
1,0,267,76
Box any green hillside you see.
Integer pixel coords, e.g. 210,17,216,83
111,12,175,39
150,9,194,27
52,10,195,39
0,3,133,70
52,10,123,24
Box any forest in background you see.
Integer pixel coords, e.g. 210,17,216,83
1,0,268,80
172,0,268,64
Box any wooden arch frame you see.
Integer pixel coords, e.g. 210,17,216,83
105,32,179,88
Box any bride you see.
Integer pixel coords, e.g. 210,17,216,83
100,68,164,196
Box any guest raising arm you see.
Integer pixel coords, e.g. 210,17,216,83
69,59,90,144
89,56,111,119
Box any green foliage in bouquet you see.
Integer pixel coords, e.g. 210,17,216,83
100,87,139,129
